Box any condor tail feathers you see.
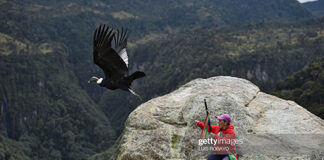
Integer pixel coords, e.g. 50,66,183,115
128,71,145,81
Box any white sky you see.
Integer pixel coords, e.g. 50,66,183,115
297,0,318,3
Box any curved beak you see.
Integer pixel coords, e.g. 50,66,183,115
88,77,99,83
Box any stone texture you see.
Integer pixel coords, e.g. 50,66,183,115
113,76,324,160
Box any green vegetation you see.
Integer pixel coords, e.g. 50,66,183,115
0,136,31,160
0,0,321,159
0,51,116,159
272,57,324,119
133,18,324,100
171,134,180,149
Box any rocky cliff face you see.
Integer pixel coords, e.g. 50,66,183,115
113,76,324,160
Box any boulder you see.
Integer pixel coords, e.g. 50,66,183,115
113,76,324,160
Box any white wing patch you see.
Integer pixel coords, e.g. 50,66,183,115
119,48,128,67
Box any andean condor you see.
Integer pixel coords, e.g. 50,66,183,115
88,24,145,100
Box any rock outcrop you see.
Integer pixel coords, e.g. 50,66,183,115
113,76,324,160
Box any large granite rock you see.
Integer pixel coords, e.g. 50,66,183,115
113,76,324,160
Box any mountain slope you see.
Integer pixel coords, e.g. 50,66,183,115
132,18,324,100
304,0,324,17
0,0,318,159
272,57,324,119
0,50,116,159
1,0,314,134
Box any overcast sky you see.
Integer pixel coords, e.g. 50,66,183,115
298,0,318,3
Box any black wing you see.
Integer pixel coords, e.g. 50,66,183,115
93,24,128,78
114,28,129,68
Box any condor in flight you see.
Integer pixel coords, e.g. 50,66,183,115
88,24,145,100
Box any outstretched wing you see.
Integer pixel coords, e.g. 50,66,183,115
114,28,129,68
93,24,128,78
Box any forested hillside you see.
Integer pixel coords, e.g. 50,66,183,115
132,18,324,100
0,50,116,159
273,57,324,119
0,0,320,159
